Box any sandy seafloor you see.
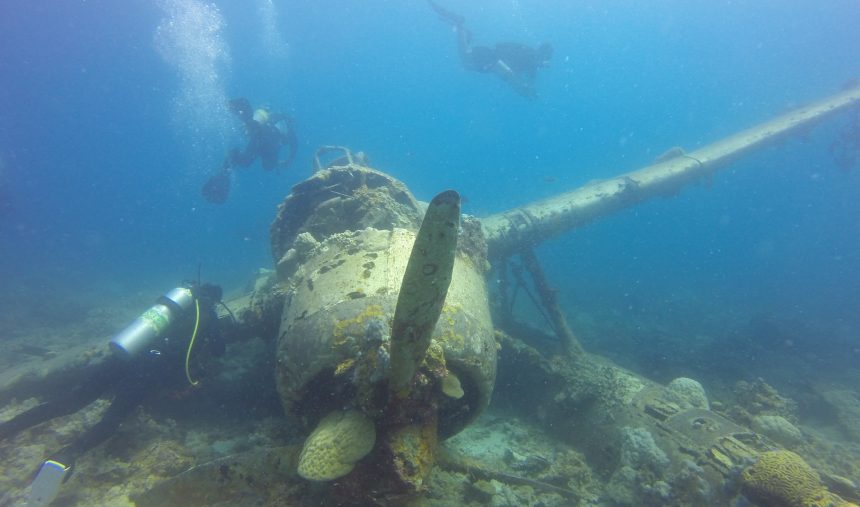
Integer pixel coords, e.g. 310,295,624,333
1,272,860,507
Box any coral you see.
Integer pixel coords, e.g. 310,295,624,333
467,479,497,503
437,304,467,351
819,389,860,442
751,414,803,447
619,426,669,474
740,450,857,507
388,422,437,490
332,305,386,349
423,340,448,376
235,271,286,340
344,318,390,384
458,215,490,273
421,338,467,400
670,459,712,505
592,365,646,406
297,410,376,481
340,318,392,413
369,345,390,384
666,377,710,410
364,318,386,344
605,465,639,505
733,378,798,422
608,457,714,506
135,439,194,477
441,372,464,399
607,427,673,506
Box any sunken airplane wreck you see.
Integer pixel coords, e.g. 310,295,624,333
2,84,860,506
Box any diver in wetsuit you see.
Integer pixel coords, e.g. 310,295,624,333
0,283,226,506
428,0,553,98
202,97,298,204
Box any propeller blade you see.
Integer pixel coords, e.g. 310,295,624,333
389,190,460,397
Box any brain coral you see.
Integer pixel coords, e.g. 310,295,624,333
667,377,710,410
297,410,376,481
740,450,857,507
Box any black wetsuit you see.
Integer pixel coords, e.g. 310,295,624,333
224,99,297,172
429,0,553,98
0,288,224,471
202,98,298,204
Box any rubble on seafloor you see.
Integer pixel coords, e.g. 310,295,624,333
430,413,601,506
2,281,860,506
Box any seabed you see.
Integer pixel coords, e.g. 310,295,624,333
2,279,860,506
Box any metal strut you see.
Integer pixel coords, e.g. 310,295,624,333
519,248,586,360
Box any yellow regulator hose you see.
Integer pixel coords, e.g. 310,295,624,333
184,299,201,386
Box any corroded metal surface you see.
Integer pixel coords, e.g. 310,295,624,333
273,168,495,439
275,226,496,437
389,190,460,397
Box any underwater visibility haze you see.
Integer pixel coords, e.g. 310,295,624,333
1,1,859,506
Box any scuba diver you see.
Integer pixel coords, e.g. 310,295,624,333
0,282,227,507
202,97,298,204
428,0,553,98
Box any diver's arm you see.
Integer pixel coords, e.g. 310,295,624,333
493,60,536,98
224,119,263,170
268,112,290,124
272,113,298,166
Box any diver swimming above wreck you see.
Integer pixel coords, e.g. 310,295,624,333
427,0,553,98
202,97,298,204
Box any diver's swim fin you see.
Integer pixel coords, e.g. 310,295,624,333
202,168,231,204
427,0,465,27
28,460,70,507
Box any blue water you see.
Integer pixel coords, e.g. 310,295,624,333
1,0,858,369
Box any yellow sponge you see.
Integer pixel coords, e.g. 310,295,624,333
297,410,376,481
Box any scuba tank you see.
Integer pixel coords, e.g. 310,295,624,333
109,287,196,360
27,285,201,506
